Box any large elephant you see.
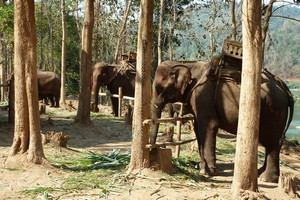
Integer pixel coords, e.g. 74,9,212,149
150,57,294,183
37,70,61,107
91,62,135,116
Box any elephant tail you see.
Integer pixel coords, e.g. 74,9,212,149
264,68,294,142
283,91,294,138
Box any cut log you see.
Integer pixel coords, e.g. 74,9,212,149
149,147,176,174
278,172,298,197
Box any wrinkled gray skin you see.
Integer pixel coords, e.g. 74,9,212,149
91,62,135,116
37,70,61,107
150,60,294,183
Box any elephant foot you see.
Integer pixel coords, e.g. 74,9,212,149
198,164,217,176
259,171,279,183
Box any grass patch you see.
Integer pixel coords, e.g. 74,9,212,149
91,113,124,124
172,155,208,183
216,138,236,156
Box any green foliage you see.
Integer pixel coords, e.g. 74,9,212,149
50,149,130,170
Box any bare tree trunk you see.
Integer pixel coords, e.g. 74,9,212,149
74,0,82,43
10,0,45,164
231,0,262,197
60,0,67,106
75,0,94,125
93,0,101,63
0,19,4,101
128,0,153,172
114,0,132,63
262,0,275,61
209,0,217,59
157,0,164,64
231,0,237,41
39,0,44,69
168,0,176,61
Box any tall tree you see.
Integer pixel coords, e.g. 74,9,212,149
231,0,237,41
231,0,262,197
60,0,67,106
10,0,45,164
114,0,132,63
261,0,276,61
75,0,94,125
168,0,176,60
157,0,164,64
128,0,153,172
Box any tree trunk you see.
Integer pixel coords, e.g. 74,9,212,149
10,0,45,164
60,0,67,106
128,0,153,172
262,0,276,61
168,0,176,61
0,24,4,102
114,0,132,63
231,0,237,41
157,0,164,64
74,0,82,43
39,0,44,69
75,0,94,125
231,0,262,197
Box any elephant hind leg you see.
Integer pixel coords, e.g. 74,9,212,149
259,145,281,183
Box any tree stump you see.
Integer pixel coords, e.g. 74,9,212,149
124,105,133,124
162,126,174,142
149,147,176,174
42,131,70,147
278,172,298,197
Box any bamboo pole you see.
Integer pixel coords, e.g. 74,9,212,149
118,87,123,117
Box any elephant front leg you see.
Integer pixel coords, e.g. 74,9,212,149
195,119,218,176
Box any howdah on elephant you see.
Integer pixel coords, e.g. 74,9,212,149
150,57,294,183
91,62,135,116
37,70,61,107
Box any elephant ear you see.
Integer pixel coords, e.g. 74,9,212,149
107,66,118,84
173,65,192,95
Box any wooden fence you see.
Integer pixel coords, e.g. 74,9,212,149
99,87,195,157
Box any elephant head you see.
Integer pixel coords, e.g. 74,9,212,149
91,62,118,112
150,62,192,144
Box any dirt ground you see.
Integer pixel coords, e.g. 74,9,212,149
0,100,299,200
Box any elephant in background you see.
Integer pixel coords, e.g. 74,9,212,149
91,62,135,116
6,70,61,107
150,57,294,183
37,70,61,107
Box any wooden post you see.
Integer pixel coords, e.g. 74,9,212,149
118,87,123,117
175,103,183,157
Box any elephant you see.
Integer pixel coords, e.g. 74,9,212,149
6,70,61,107
91,62,135,116
37,70,61,107
149,56,294,183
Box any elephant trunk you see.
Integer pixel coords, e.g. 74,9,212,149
91,78,100,113
149,103,163,144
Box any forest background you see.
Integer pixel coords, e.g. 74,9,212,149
0,0,300,96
